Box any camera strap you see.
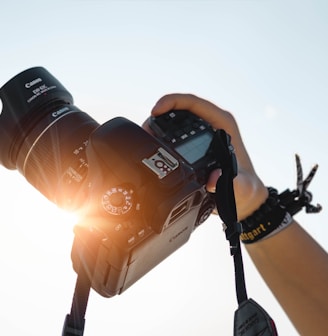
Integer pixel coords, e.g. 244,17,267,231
62,265,91,336
211,130,278,336
61,129,278,336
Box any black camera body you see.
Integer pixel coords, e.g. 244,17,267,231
0,67,228,298
71,111,219,297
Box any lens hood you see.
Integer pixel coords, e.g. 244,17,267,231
0,67,73,169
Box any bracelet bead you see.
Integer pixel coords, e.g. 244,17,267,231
240,188,293,244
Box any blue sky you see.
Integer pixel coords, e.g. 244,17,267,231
0,1,327,335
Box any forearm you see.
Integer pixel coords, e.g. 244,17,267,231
245,220,328,335
150,93,327,334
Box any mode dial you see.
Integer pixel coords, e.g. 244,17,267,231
102,186,133,216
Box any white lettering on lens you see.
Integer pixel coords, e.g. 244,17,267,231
25,78,42,88
52,107,70,118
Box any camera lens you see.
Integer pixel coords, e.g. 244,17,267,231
0,67,99,209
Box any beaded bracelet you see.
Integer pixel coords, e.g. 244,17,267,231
240,155,322,244
240,187,293,243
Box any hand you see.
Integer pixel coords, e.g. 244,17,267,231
147,94,328,336
149,93,268,221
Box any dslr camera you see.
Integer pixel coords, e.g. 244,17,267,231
0,67,233,298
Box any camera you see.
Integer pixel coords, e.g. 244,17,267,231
0,67,232,298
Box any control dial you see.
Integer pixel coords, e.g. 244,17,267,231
102,186,133,215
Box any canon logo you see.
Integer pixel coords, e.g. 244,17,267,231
25,78,42,88
52,107,70,118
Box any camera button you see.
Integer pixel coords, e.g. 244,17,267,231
155,160,164,168
114,223,123,232
137,228,145,238
127,235,135,245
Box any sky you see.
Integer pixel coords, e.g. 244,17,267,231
0,1,327,335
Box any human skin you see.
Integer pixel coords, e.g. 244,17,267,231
149,93,328,336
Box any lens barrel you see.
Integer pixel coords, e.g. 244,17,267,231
0,67,99,209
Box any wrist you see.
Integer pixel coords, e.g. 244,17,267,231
236,180,269,222
238,154,321,244
240,187,293,244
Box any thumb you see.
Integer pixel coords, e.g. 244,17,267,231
206,168,222,193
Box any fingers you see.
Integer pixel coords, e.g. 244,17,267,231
149,93,269,220
206,169,222,193
151,94,236,133
151,93,255,172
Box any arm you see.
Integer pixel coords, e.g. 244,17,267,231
246,220,328,336
150,93,328,335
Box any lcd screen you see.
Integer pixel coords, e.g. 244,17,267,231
175,132,212,164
